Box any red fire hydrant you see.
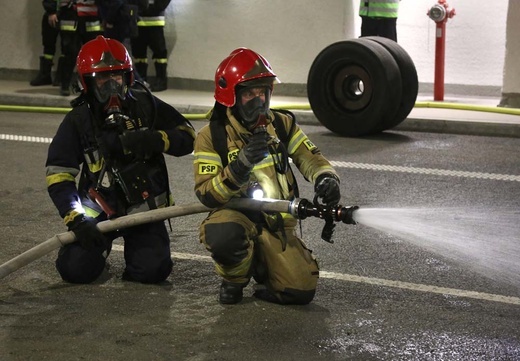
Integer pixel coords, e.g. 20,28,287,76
427,0,456,101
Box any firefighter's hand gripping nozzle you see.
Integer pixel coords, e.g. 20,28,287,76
289,198,359,244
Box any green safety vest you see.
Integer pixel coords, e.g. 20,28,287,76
359,0,399,19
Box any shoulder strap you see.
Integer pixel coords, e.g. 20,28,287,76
271,109,295,147
271,109,300,198
210,118,230,168
70,107,95,151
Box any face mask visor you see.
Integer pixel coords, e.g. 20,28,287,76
86,71,127,112
235,86,271,129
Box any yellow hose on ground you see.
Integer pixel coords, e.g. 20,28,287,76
0,104,210,120
1,101,519,117
414,101,520,116
271,102,520,116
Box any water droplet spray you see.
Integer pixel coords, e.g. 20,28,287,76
352,207,520,286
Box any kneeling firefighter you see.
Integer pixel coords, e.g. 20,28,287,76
193,48,342,304
45,35,195,284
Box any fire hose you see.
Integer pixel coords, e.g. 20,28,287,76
0,198,358,280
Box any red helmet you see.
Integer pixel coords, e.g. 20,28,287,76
214,48,278,107
76,35,134,93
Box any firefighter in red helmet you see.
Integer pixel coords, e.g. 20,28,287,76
193,48,341,305
46,36,195,284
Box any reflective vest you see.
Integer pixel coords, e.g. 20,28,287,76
75,0,99,17
359,0,399,19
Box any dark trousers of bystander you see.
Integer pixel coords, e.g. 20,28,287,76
360,16,397,42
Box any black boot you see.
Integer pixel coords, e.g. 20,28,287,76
30,56,53,86
151,62,167,92
60,80,71,96
60,56,75,96
252,284,281,304
134,62,148,82
219,281,245,304
53,57,65,87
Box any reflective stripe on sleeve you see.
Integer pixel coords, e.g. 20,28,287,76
211,174,235,199
194,151,223,167
45,165,79,187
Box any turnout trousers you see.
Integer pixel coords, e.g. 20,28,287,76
41,12,60,58
56,220,173,284
200,208,320,305
130,25,167,61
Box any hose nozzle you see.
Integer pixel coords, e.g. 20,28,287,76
291,198,359,243
335,204,359,225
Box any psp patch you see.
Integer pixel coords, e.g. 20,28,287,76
228,149,239,163
304,139,317,151
199,163,219,175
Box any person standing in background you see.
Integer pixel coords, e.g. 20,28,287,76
58,0,103,96
31,0,63,87
131,0,171,92
97,0,150,86
359,0,400,42
97,0,149,43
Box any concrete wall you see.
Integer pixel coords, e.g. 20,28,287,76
0,0,515,98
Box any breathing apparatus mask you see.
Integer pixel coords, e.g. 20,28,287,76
85,71,129,127
234,82,290,176
234,84,272,131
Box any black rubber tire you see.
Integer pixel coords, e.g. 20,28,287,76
307,39,402,137
364,36,418,131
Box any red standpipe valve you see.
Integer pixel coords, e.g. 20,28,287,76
427,0,456,101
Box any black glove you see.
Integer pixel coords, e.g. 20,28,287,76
120,130,165,159
237,131,270,167
67,214,108,251
314,174,341,206
229,131,270,183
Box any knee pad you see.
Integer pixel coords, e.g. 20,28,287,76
55,245,106,284
204,222,249,266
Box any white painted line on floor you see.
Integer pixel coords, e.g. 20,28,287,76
112,245,520,306
3,133,519,182
320,271,520,306
0,134,53,143
330,161,520,182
